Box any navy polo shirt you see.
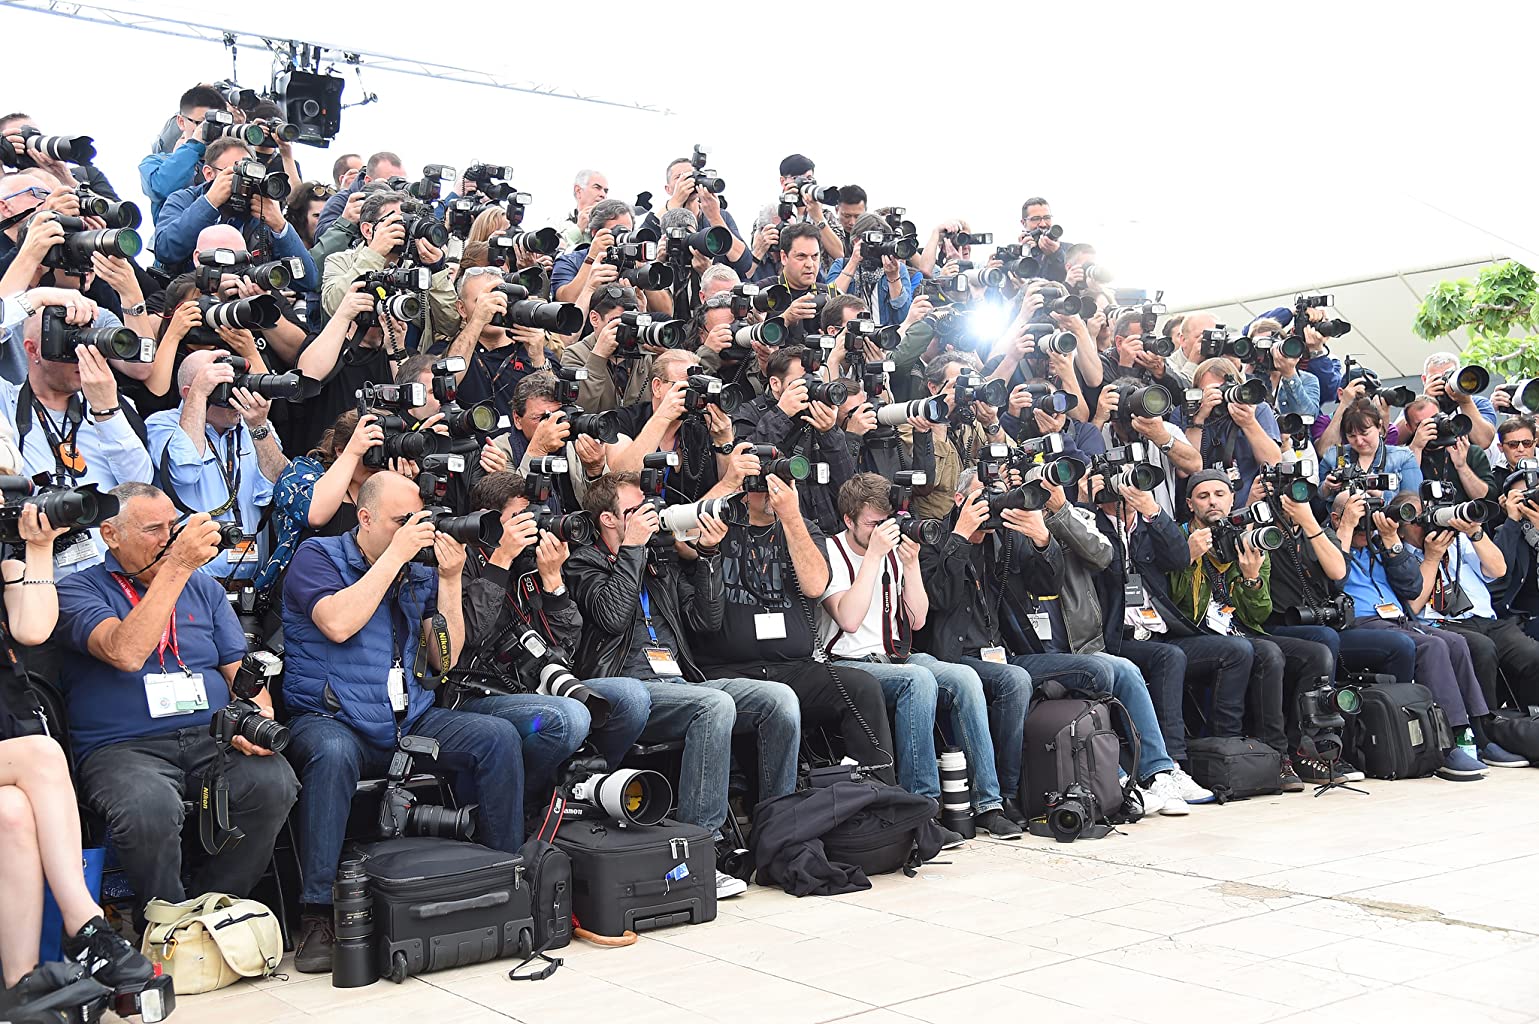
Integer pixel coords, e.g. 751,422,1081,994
57,553,247,762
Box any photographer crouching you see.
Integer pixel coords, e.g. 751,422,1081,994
280,471,525,973
55,485,297,920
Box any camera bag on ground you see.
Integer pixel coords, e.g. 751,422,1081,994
1019,680,1133,821
1485,676,1539,762
1185,737,1283,802
140,892,282,994
553,817,716,936
358,836,535,982
1343,681,1449,779
750,779,949,897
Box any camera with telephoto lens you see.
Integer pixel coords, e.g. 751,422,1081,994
1284,592,1356,628
534,508,596,544
1425,410,1474,448
1198,325,1254,362
0,126,94,169
428,357,497,438
196,290,283,336
1140,333,1175,357
331,856,375,989
742,444,811,492
604,226,675,291
493,226,560,258
1020,382,1079,416
614,310,683,356
1027,783,1107,843
729,317,786,352
874,396,948,427
1023,322,1078,357
209,651,289,753
406,164,455,204
1416,480,1488,529
1435,364,1489,409
1258,461,1314,502
952,371,1008,412
799,374,849,407
1090,442,1166,503
1297,681,1359,733
778,176,840,218
73,187,141,229
551,397,620,443
1249,334,1306,372
489,281,583,334
992,242,1041,280
1019,453,1088,505
411,507,503,565
889,470,945,545
197,109,263,146
509,630,611,726
1034,284,1093,317
0,479,118,545
195,248,304,294
1295,294,1352,339
206,353,308,406
729,282,791,317
683,366,740,414
944,229,992,248
668,223,733,263
858,230,919,271
224,159,290,216
1215,375,1267,407
25,212,142,274
559,753,673,827
1353,370,1416,407
394,210,450,254
1108,381,1172,421
686,144,727,198
658,496,731,540
38,305,153,363
1208,504,1284,561
379,736,477,840
464,162,517,201
1025,223,1065,248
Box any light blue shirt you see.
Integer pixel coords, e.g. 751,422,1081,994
1410,535,1497,621
1319,443,1423,498
0,377,154,577
145,410,279,580
1344,546,1401,616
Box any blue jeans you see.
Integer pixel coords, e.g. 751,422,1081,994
1013,652,1178,781
575,677,652,768
958,657,1034,799
287,707,524,905
456,692,591,795
839,654,1006,811
1120,639,1189,762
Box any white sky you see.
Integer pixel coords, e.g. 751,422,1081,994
5,0,1537,308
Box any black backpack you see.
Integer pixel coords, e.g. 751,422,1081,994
1020,680,1138,822
1344,682,1449,779
1186,737,1282,801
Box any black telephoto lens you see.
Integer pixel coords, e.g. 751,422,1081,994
332,858,378,989
534,510,595,544
241,711,290,753
407,802,477,841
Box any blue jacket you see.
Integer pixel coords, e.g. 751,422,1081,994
139,142,205,223
281,533,438,749
152,180,320,290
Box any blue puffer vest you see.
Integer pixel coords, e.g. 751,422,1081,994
282,533,437,749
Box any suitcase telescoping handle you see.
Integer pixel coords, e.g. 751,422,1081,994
411,890,511,919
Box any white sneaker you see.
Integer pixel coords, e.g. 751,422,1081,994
1137,783,1168,817
1164,766,1216,804
715,870,747,899
1145,774,1191,816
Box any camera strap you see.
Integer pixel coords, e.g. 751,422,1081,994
822,534,909,660
110,571,187,673
413,612,451,690
197,752,245,856
18,384,85,480
156,429,242,521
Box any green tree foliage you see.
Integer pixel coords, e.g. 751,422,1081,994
1414,262,1539,379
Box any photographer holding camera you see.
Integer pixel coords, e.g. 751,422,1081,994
1099,310,1187,400
763,222,840,348
154,138,318,289
1493,470,1539,668
607,350,738,503
819,473,1024,837
137,86,229,221
826,215,915,327
1317,398,1422,504
444,266,557,421
1402,397,1493,502
55,484,298,917
748,154,845,282
1422,352,1498,447
1328,489,1491,778
1184,356,1283,503
560,283,656,412
638,155,750,276
1018,198,1066,283
1244,318,1320,418
320,190,458,345
1099,376,1201,518
144,349,289,582
281,470,526,973
0,300,153,576
550,199,672,314
497,372,606,500
734,345,857,534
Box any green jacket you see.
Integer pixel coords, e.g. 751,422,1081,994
1168,526,1272,633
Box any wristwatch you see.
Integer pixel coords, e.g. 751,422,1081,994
249,423,273,441
1158,435,1178,453
1387,542,1405,555
1470,528,1485,542
11,292,36,318
546,583,567,597
124,301,148,317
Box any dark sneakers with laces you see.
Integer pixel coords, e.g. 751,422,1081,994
61,915,154,991
1278,756,1306,793
1001,797,1028,829
295,912,336,974
976,808,1023,839
1293,752,1345,786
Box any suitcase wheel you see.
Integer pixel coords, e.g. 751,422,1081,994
387,951,409,984
517,928,532,959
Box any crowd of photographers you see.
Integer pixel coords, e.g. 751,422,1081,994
3,80,1539,1002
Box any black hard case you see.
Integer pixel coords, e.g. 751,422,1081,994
554,818,717,936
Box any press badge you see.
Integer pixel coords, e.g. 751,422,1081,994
144,672,208,718
1028,612,1052,641
387,666,408,713
980,646,1008,665
754,612,787,640
1375,603,1401,621
1204,602,1235,635
644,646,682,677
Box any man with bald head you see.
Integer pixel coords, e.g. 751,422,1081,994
280,470,525,973
1168,311,1216,383
144,348,289,582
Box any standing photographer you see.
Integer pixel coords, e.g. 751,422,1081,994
281,471,525,973
1317,398,1423,505
319,191,458,346
559,283,652,412
607,350,737,503
1184,357,1283,501
444,266,556,421
56,485,298,919
144,349,289,583
1402,397,1493,502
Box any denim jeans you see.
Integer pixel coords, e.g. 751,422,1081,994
455,692,590,795
1011,652,1177,781
958,657,1034,799
1119,639,1189,762
1169,634,1254,740
915,653,1014,812
839,654,1007,811
78,726,298,910
287,707,524,905
575,677,652,768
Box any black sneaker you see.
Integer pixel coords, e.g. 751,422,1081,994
1001,797,1028,828
1278,756,1306,793
975,808,1024,839
294,912,335,974
62,915,154,991
1292,752,1338,786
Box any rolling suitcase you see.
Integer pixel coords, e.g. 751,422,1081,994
554,818,716,936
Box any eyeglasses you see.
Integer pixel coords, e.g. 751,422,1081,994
460,266,506,280
1503,437,1537,449
0,185,48,204
305,183,336,200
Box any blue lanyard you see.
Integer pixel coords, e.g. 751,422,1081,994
639,586,659,644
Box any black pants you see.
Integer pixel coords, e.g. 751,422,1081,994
78,726,300,911
1120,639,1189,762
718,660,896,785
1246,634,1334,755
1441,616,1539,709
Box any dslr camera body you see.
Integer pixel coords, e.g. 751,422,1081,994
379,735,477,841
209,650,289,753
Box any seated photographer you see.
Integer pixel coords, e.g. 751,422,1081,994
154,138,319,289
733,344,857,535
281,471,525,973
1171,472,1337,789
0,300,153,577
1098,309,1188,398
1402,495,1532,767
569,472,800,888
137,86,227,222
825,217,915,327
694,472,895,785
556,168,608,255
559,283,652,412
144,349,289,583
1184,356,1283,503
56,487,298,915
1423,351,1498,446
906,353,1010,521
820,474,1023,837
319,190,458,345
1401,397,1493,502
1329,489,1491,778
1318,397,1423,504
1493,471,1539,669
607,350,737,503
1097,376,1202,518
454,471,647,776
550,198,672,314
444,265,557,421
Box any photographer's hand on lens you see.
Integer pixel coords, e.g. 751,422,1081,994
781,295,819,325
573,434,606,474
416,236,445,267
1281,495,1319,530
1373,511,1401,546
530,410,571,456
230,702,279,758
1188,525,1214,563
954,489,990,537
433,532,467,576
416,411,451,437
256,195,287,233
1237,533,1265,581
1123,487,1160,518
340,190,366,225
694,513,728,552
1005,507,1051,546
622,503,660,547
230,387,271,430
170,512,223,572
206,166,237,211
89,252,141,302
216,326,259,359
1228,400,1258,429
76,345,121,410
897,536,921,569
17,214,65,267
1424,527,1457,559
703,403,734,446
1449,517,1481,536
1448,436,1470,468
232,277,266,299
1132,415,1172,444
777,376,810,419
535,531,569,590
492,511,539,567
387,510,438,565
972,400,998,428
17,505,69,548
766,474,800,519
907,413,933,435
479,440,508,474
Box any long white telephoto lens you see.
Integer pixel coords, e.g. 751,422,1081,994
658,497,730,538
570,768,673,826
875,397,947,426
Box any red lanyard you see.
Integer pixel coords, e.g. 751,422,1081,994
110,572,187,673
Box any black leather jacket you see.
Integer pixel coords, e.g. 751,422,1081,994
565,542,724,682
